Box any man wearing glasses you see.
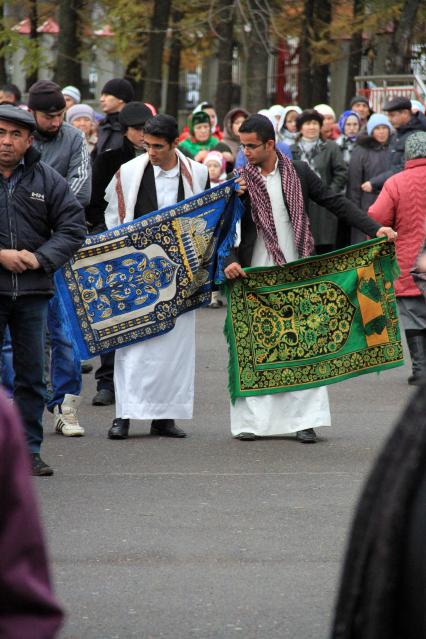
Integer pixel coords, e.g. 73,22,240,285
225,114,397,444
103,114,210,440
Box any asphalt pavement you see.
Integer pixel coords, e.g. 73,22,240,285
35,306,414,639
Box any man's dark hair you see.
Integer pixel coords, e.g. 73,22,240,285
239,114,275,143
143,114,178,144
0,83,21,104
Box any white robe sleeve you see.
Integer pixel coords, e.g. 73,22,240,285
104,175,120,230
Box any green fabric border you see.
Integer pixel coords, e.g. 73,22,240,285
223,238,403,403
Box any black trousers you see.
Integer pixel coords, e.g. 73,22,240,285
95,351,115,392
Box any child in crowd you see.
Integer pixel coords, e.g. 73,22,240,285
203,151,227,308
203,150,227,185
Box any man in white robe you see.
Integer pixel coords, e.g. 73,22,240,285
224,114,397,443
103,114,209,439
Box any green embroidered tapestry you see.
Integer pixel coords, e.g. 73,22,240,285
224,238,404,402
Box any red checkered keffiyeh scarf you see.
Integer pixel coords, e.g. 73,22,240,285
238,151,314,265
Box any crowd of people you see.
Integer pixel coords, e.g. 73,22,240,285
0,77,425,477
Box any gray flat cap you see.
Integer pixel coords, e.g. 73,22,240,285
383,96,412,112
0,105,36,131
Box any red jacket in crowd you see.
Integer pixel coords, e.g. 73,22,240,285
368,158,426,297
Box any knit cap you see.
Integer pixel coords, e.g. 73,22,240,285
350,95,369,108
62,85,81,104
367,113,391,136
67,104,96,124
203,150,226,172
411,100,425,115
314,104,336,121
28,80,66,112
101,78,135,103
405,131,426,161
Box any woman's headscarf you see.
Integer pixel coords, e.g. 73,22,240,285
337,110,361,141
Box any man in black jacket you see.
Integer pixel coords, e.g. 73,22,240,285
0,105,86,476
93,78,135,159
87,101,153,406
224,114,397,444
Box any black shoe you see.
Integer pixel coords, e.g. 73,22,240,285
296,428,317,443
92,389,115,406
31,453,54,476
81,362,93,374
236,432,256,440
108,418,130,439
150,419,187,438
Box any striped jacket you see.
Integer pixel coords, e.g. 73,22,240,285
32,121,91,206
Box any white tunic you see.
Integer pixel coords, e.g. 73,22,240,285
113,157,199,420
230,161,331,436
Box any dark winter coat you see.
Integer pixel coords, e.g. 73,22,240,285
290,139,347,246
225,159,380,268
0,147,86,297
86,136,137,232
369,112,426,190
344,134,392,244
347,135,392,211
93,112,123,159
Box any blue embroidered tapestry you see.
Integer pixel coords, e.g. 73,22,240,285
56,179,242,359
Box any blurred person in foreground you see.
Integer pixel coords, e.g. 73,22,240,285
368,131,426,385
0,389,63,638
330,383,426,639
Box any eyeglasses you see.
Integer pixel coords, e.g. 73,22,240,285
240,142,265,150
142,142,169,151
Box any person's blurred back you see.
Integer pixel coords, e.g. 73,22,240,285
0,390,63,638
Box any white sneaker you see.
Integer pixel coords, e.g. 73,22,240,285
54,394,84,436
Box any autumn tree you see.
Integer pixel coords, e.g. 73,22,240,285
214,0,235,123
143,0,172,106
54,0,84,89
386,0,423,74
